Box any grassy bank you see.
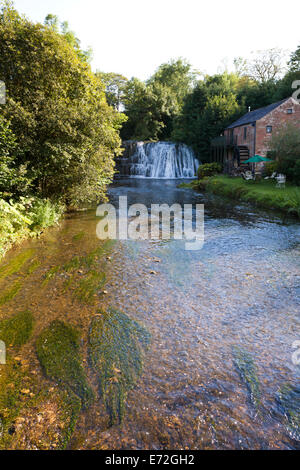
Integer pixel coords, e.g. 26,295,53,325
0,197,64,260
181,176,300,218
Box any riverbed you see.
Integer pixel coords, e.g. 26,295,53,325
0,179,299,449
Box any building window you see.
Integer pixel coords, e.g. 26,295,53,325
287,108,293,114
243,127,247,140
266,126,272,134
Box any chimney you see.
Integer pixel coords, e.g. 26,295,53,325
248,106,251,112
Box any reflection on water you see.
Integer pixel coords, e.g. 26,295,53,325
0,178,299,449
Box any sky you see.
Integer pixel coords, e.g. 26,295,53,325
13,0,300,80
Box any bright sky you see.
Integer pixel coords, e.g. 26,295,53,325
13,0,300,80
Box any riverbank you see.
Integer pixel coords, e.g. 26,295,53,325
0,197,64,260
180,175,300,218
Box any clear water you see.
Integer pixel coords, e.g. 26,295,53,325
0,179,299,450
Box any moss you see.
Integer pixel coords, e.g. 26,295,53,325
74,271,106,304
88,308,150,426
36,320,94,409
0,281,22,306
0,310,34,348
277,383,300,440
0,357,26,446
0,248,35,281
233,346,261,409
56,390,82,449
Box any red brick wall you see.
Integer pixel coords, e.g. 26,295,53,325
224,123,255,157
255,98,300,156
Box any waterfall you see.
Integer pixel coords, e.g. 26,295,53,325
117,141,200,178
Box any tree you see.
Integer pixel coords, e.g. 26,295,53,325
121,58,197,141
0,1,125,205
234,49,287,83
0,115,30,197
121,78,174,141
172,74,242,159
269,123,300,184
44,14,93,63
96,72,128,111
289,44,300,72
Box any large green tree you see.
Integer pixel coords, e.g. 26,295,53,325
0,1,125,205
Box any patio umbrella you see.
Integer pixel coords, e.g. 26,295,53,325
244,155,272,163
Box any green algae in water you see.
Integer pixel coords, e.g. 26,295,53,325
26,258,41,275
233,346,261,409
88,308,151,426
42,265,60,285
0,281,22,306
36,320,94,409
277,384,300,440
0,357,26,446
0,249,35,281
74,271,106,304
72,232,85,242
0,310,34,348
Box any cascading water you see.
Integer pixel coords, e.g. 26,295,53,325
117,141,200,178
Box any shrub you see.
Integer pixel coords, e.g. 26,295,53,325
262,160,278,177
197,162,222,179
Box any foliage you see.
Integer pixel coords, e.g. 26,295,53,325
96,72,128,111
234,48,286,83
269,123,300,185
172,74,242,159
0,1,125,206
262,160,278,177
44,14,92,64
89,308,150,425
0,115,30,198
197,162,222,179
289,44,300,72
0,197,63,259
121,59,196,141
36,320,94,408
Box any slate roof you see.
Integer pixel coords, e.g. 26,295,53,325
226,98,289,129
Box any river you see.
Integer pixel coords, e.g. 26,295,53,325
0,178,299,449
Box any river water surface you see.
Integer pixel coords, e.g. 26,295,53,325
1,179,300,449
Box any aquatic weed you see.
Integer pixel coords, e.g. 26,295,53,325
36,320,94,409
88,308,150,426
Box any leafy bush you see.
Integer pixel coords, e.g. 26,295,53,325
0,197,63,259
197,162,222,179
262,160,278,177
269,123,300,185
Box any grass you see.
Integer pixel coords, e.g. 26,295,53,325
0,310,34,348
89,308,151,426
189,175,300,217
36,320,94,409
